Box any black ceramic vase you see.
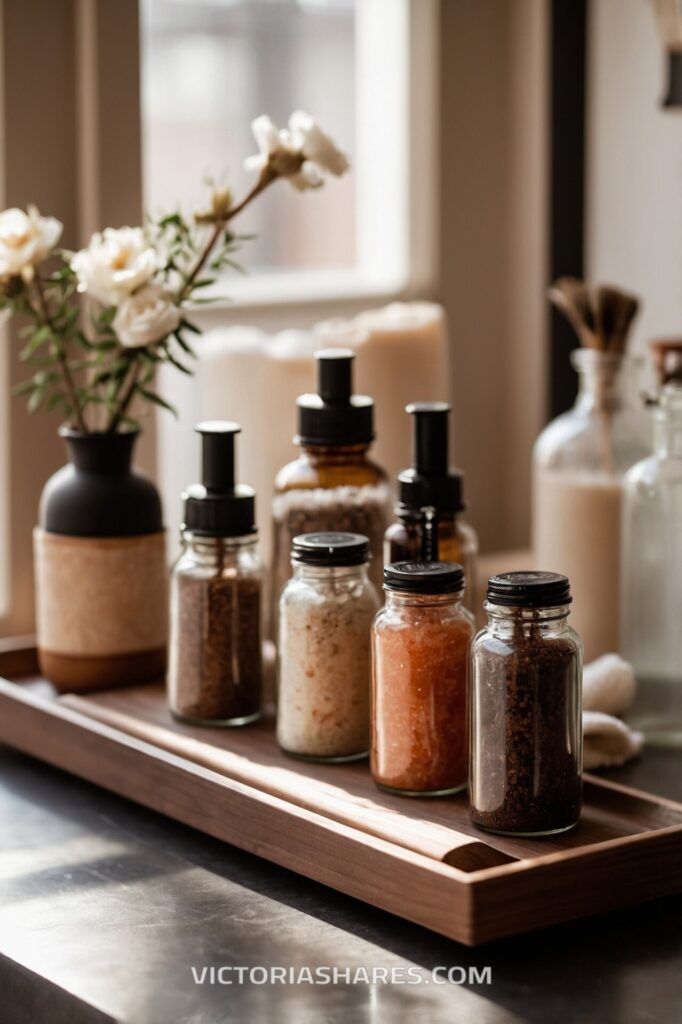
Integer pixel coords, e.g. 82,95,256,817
34,428,168,692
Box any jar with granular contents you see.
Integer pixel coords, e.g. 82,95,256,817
271,349,390,635
371,562,474,796
168,422,263,726
470,571,583,836
277,532,379,761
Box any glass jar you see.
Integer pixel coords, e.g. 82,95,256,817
168,532,263,725
277,532,380,762
270,349,390,638
532,350,650,661
371,562,474,796
470,572,582,836
168,421,263,726
621,384,682,741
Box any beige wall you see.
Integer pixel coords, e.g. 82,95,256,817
0,0,145,637
587,0,682,352
439,0,548,552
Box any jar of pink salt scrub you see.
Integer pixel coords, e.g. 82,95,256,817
277,533,380,762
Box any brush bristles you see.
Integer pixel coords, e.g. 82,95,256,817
548,277,640,354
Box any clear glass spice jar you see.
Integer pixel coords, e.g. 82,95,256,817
384,402,478,616
168,422,263,726
277,532,379,762
532,350,650,661
271,349,390,635
470,572,583,836
371,562,474,796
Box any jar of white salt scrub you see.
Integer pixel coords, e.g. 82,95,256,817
277,532,380,762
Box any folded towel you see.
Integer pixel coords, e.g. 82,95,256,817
581,654,643,770
583,653,637,716
583,710,644,769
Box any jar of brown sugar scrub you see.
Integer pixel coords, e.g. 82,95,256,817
168,422,263,726
470,571,583,836
371,562,474,796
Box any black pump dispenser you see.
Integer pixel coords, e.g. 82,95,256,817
398,402,464,514
296,348,374,447
183,421,256,537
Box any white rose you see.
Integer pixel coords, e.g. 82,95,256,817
0,205,62,281
244,111,349,191
113,284,181,349
71,226,158,306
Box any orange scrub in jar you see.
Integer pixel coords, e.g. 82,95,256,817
371,561,474,795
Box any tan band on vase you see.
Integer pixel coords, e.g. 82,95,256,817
34,528,168,658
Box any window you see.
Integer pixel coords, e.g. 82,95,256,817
140,0,436,304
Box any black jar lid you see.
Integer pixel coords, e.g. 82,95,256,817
384,561,465,594
486,571,572,608
183,421,256,538
296,349,374,447
292,532,370,567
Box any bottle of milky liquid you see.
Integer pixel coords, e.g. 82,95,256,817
271,349,390,634
532,279,649,661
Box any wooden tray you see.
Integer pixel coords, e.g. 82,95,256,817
1,640,682,946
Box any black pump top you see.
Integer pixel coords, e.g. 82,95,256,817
183,421,256,537
296,348,374,447
397,402,464,514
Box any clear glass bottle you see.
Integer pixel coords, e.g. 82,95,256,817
271,350,390,636
532,350,650,661
168,422,263,726
277,533,379,762
470,572,582,836
371,562,474,796
384,402,478,616
621,383,682,742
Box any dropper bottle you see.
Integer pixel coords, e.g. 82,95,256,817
271,349,390,631
384,402,479,615
168,421,263,726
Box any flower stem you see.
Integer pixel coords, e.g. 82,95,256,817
177,167,277,303
106,357,140,433
107,168,278,433
34,274,87,433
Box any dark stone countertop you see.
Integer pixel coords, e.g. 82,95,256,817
1,729,682,1024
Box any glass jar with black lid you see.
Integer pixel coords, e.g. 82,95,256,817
470,571,583,836
277,532,380,762
371,561,474,795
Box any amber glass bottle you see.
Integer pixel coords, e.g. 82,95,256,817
271,349,390,633
384,403,478,616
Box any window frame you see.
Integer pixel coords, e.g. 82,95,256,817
140,0,441,323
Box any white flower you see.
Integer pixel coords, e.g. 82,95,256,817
244,111,349,191
113,284,181,349
289,110,350,177
71,227,158,306
0,205,62,281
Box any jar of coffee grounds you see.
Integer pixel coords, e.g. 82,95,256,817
470,571,583,836
168,422,263,726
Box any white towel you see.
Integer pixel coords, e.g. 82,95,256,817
581,654,644,769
